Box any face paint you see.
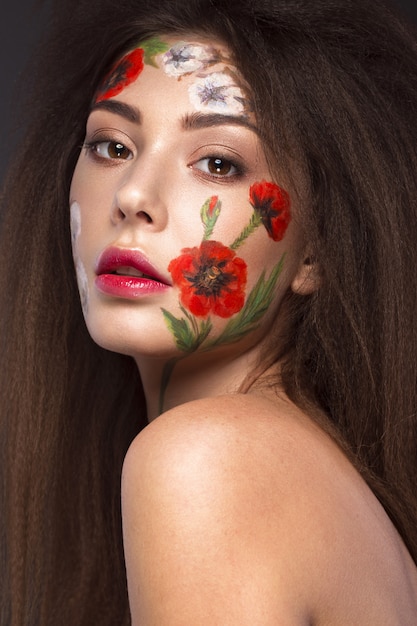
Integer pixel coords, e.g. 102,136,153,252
161,42,223,77
158,182,291,412
96,37,252,119
70,200,81,245
168,239,247,318
96,48,145,102
74,257,89,315
70,201,89,314
95,37,169,102
159,41,252,115
229,180,291,250
188,71,250,115
249,181,291,242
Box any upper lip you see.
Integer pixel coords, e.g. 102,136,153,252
95,246,171,284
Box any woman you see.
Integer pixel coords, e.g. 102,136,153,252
1,0,417,623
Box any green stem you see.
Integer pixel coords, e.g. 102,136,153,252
203,223,214,241
181,306,199,337
158,356,181,415
230,213,262,250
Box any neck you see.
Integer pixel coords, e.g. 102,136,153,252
135,343,270,422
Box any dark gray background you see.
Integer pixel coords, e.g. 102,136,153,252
1,0,417,181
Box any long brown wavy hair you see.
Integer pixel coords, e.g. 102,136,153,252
1,0,417,623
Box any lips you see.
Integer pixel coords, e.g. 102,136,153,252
95,246,170,299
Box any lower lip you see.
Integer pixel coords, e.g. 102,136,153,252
95,274,170,299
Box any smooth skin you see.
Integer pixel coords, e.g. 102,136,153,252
122,392,417,625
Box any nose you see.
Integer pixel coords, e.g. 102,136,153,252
111,159,168,230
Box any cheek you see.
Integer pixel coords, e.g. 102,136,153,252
70,201,90,314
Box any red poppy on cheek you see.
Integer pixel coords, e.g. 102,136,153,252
95,48,144,102
168,240,247,318
249,180,291,241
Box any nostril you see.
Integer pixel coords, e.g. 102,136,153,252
137,210,153,223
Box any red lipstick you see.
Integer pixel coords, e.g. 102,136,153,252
95,246,170,299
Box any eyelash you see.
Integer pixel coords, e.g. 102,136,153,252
83,140,133,162
82,139,246,181
191,155,245,181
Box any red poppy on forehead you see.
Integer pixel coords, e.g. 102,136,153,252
168,240,247,318
96,48,144,103
249,180,291,242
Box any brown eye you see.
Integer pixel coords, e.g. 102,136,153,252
107,142,131,159
87,140,133,160
191,154,242,179
207,157,233,176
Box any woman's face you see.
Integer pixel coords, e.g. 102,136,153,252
69,36,303,363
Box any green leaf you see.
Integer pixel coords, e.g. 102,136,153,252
162,307,213,353
158,310,213,414
140,36,170,67
161,308,195,352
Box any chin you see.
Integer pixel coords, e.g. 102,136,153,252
84,316,180,360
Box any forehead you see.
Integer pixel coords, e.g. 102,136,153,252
95,36,254,118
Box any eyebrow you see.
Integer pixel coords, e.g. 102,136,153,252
90,100,141,123
89,100,259,135
181,112,259,134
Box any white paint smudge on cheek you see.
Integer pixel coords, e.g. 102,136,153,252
70,201,89,314
70,201,81,245
74,256,89,315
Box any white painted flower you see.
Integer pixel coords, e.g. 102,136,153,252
162,43,220,77
188,72,248,114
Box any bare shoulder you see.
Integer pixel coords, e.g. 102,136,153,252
123,392,319,484
122,393,315,624
122,393,324,549
122,394,417,625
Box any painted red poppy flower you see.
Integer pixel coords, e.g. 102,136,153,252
168,240,247,318
249,180,291,241
96,48,144,102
